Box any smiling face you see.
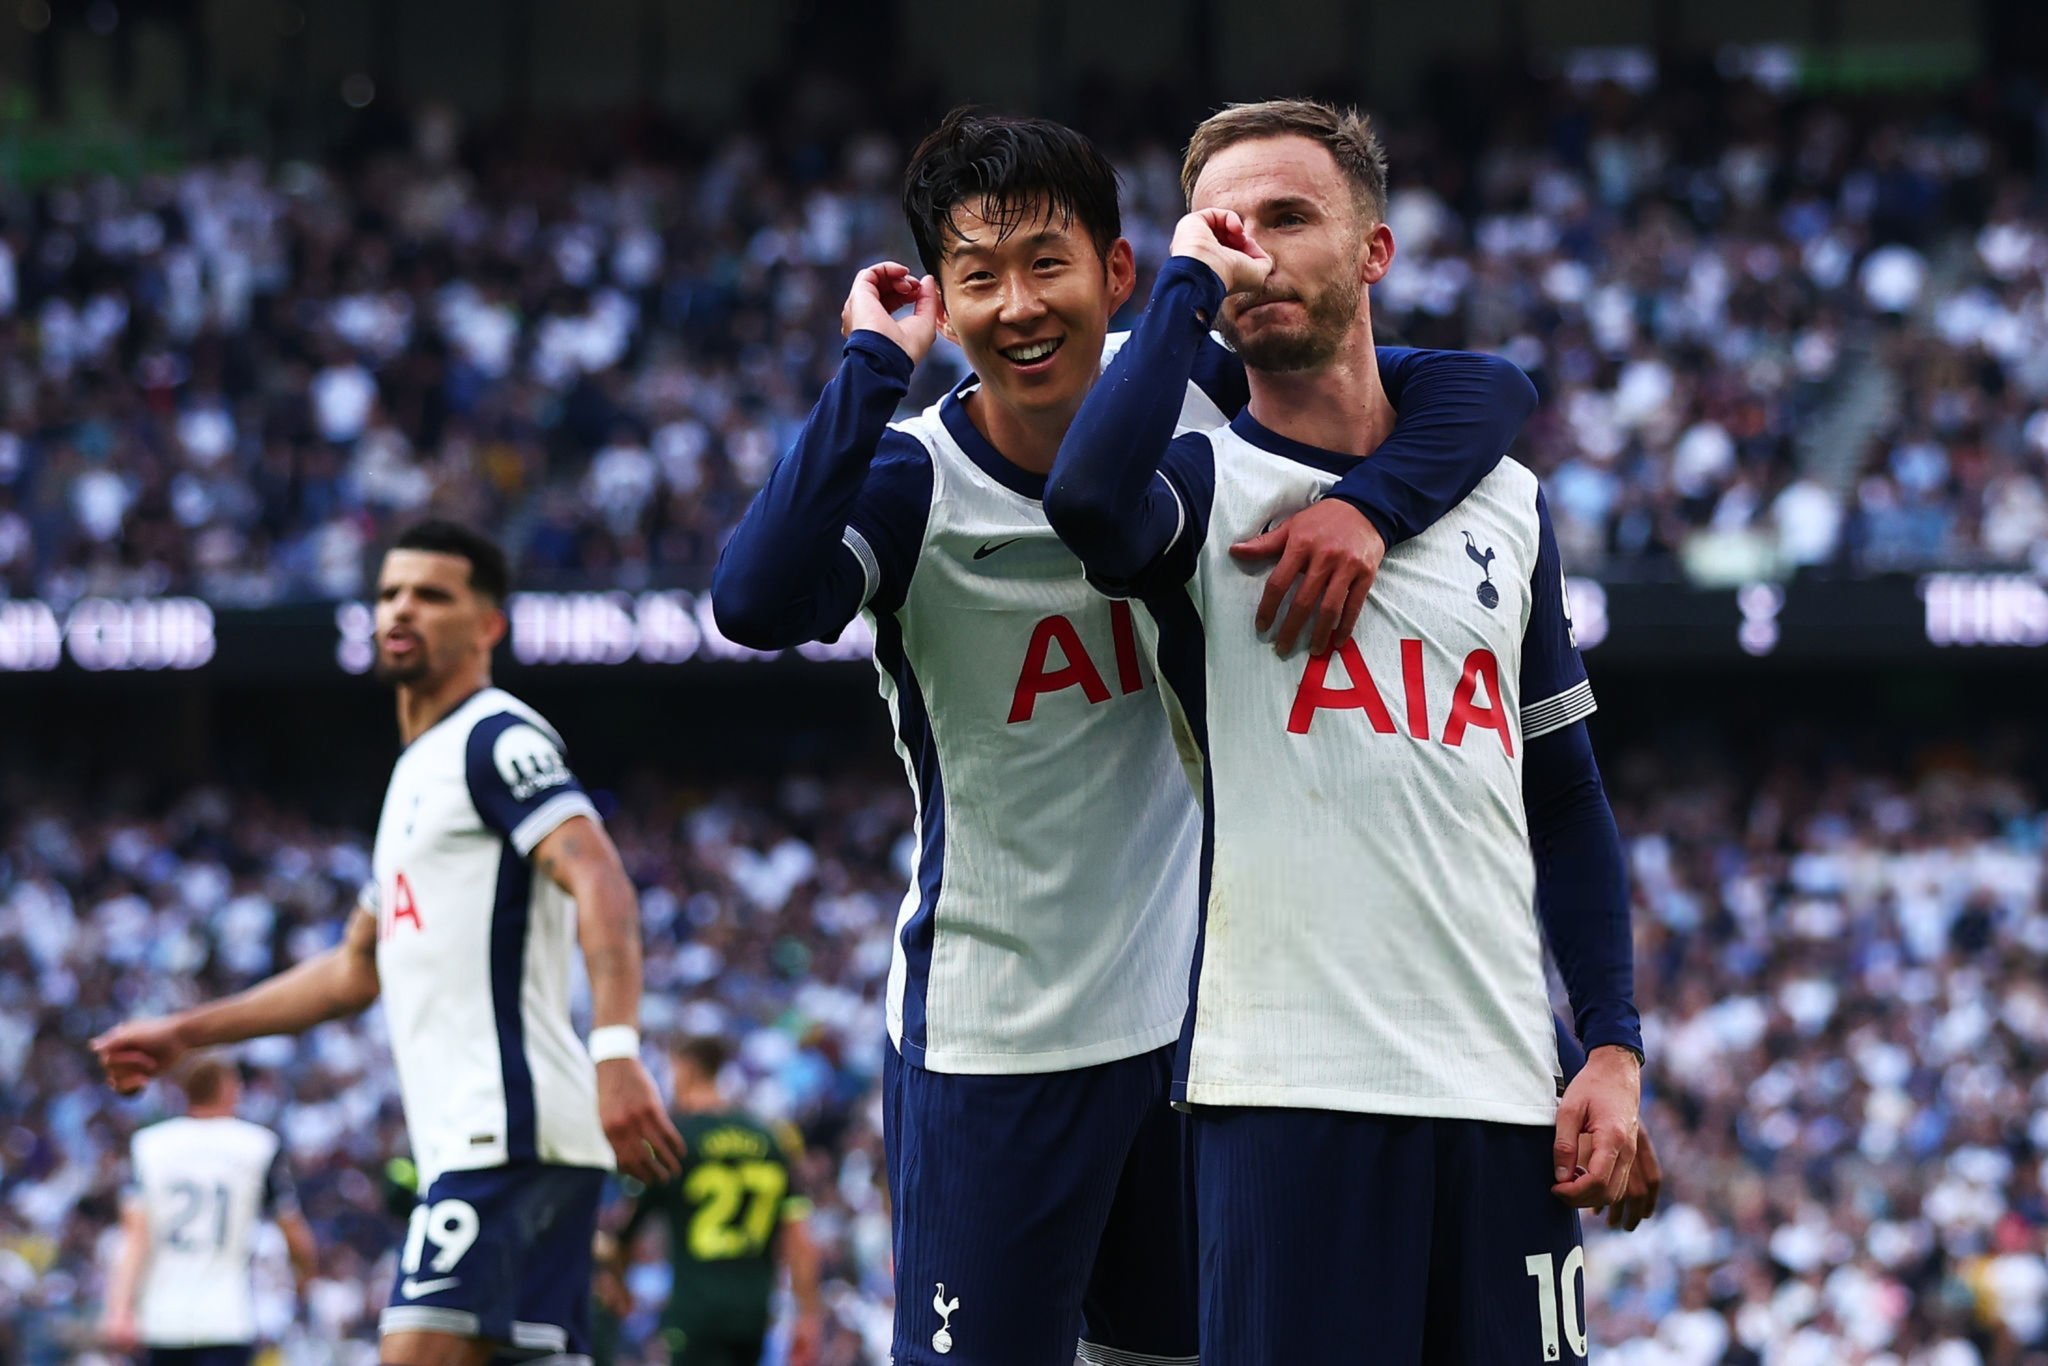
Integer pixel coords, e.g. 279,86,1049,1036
372,548,503,689
934,195,1136,425
1190,134,1392,373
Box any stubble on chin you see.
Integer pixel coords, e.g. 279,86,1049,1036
1219,282,1361,374
372,655,429,685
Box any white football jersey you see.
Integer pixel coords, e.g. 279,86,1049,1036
1137,417,1595,1124
840,342,1230,1074
370,686,613,1185
129,1115,294,1346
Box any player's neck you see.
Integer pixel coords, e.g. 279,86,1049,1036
395,669,491,745
962,387,1071,477
676,1083,724,1112
186,1101,233,1119
1244,320,1394,459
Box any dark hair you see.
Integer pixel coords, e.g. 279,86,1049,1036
179,1055,234,1107
391,519,511,604
1183,98,1389,225
670,1035,732,1081
902,106,1123,279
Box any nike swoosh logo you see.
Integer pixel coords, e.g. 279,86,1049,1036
401,1275,461,1298
973,537,1025,560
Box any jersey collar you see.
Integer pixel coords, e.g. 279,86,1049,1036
940,379,1049,501
1228,409,1366,477
400,685,490,751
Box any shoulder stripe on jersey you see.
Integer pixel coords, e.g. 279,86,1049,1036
872,612,945,1064
1139,585,1216,1103
842,526,882,608
489,845,540,1164
1521,678,1597,740
510,790,599,858
1158,474,1188,561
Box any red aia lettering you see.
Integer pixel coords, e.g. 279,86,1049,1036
1288,641,1513,756
384,870,424,939
1286,640,1395,735
1008,602,1145,724
1442,649,1513,756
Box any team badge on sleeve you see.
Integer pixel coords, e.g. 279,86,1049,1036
492,724,572,802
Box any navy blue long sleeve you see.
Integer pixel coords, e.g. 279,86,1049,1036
1525,719,1642,1060
711,332,926,648
1046,256,1537,585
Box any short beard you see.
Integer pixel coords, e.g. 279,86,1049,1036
1219,272,1362,373
372,651,430,685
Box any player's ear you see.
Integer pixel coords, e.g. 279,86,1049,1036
1361,220,1395,287
1104,237,1137,313
480,604,508,653
934,274,960,347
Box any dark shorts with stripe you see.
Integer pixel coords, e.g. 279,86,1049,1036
147,1349,252,1366
884,1043,1197,1366
380,1162,605,1359
1194,1108,1585,1365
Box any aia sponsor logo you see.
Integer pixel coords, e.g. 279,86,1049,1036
379,870,424,940
1289,638,1513,755
1007,601,1146,724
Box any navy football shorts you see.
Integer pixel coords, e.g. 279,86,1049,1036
884,1043,1197,1366
1194,1108,1586,1365
380,1161,605,1360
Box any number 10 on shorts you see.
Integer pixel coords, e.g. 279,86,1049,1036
1524,1247,1588,1360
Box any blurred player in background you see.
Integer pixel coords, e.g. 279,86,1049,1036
93,520,684,1366
713,106,1533,1365
1046,99,1641,1363
99,1056,315,1365
596,1036,822,1366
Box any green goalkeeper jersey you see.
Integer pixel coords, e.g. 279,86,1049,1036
621,1109,809,1340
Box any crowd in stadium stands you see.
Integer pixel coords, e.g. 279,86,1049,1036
0,71,2043,606
0,732,2041,1364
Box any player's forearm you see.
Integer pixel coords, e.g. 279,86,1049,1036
106,1222,146,1318
712,334,911,647
782,1219,823,1316
174,939,377,1048
1045,258,1219,580
571,863,646,1031
282,1218,317,1287
1330,349,1537,543
1525,722,1642,1057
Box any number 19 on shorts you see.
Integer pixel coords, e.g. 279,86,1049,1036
1524,1247,1588,1360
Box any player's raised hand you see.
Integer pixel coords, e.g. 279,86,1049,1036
597,1055,687,1186
1551,1044,1640,1210
1597,1120,1663,1231
91,1016,188,1095
842,262,939,365
1230,498,1387,656
1170,208,1272,297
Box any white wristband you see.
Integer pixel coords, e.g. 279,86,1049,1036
587,1025,641,1064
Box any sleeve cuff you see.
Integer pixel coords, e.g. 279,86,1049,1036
842,526,882,607
511,791,601,857
1522,678,1597,740
1321,493,1395,549
1158,255,1229,323
844,330,916,384
1578,1007,1644,1064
